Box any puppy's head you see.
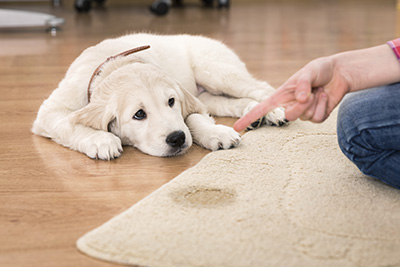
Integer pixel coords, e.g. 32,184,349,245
72,63,206,157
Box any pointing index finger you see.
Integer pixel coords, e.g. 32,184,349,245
233,85,298,132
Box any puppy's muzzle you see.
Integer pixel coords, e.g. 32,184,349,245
166,131,186,148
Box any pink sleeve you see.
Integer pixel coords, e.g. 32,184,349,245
387,38,400,62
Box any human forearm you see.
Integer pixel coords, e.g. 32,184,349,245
332,44,400,92
234,41,400,131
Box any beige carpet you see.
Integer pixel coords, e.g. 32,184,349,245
77,112,400,267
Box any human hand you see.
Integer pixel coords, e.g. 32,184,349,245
234,56,350,132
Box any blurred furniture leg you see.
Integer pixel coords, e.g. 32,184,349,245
75,0,230,16
0,9,64,34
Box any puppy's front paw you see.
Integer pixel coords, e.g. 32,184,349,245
199,125,241,151
265,107,289,127
245,106,289,131
79,132,123,160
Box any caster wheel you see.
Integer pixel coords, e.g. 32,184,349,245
202,0,213,7
218,0,230,8
75,0,92,12
150,0,170,16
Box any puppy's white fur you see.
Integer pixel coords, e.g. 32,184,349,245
32,33,286,159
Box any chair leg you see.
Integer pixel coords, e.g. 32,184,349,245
218,0,230,8
150,0,171,16
75,0,92,12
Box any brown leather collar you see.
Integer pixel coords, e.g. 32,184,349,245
87,45,150,103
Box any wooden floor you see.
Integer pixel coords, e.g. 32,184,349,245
0,0,397,266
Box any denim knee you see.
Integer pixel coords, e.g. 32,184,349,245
337,86,400,189
337,93,372,174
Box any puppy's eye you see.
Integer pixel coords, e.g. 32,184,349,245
133,109,146,120
168,97,175,107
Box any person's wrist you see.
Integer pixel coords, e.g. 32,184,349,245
330,53,353,93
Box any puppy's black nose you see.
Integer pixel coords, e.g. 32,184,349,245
166,131,186,148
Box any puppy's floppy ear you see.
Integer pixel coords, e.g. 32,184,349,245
71,102,116,132
177,85,208,118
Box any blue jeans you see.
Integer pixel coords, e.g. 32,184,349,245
337,83,400,189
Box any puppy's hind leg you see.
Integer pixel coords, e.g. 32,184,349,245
197,91,256,118
197,91,287,130
194,62,288,128
195,62,272,101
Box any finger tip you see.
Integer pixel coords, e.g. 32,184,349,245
233,123,244,132
284,113,295,122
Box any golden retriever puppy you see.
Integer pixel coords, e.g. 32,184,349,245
32,33,287,160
